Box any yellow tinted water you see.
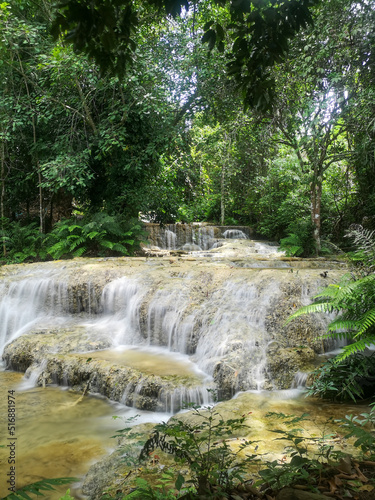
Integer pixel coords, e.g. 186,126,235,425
0,370,120,499
76,347,205,378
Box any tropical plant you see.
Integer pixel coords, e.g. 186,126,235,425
3,478,77,500
306,353,375,402
0,219,47,263
257,412,336,492
338,403,375,460
46,213,144,259
134,401,257,498
280,233,305,257
286,225,375,361
124,474,189,500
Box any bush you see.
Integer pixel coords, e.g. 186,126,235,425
0,218,46,263
46,213,145,259
307,353,375,402
129,401,257,498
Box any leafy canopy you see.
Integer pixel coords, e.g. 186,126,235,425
51,0,321,110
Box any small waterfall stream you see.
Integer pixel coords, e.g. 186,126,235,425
0,236,348,498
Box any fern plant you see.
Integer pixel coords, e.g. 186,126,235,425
46,213,144,259
0,219,46,263
280,233,304,257
137,401,257,497
306,353,375,401
3,477,77,499
345,225,375,275
286,226,375,361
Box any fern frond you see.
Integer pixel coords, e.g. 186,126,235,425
314,285,341,299
68,224,82,233
112,243,129,254
285,302,334,324
4,477,77,500
67,236,85,250
99,240,114,250
326,319,360,333
73,247,86,257
354,308,375,337
86,231,100,240
338,340,371,360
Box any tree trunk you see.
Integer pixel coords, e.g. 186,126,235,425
220,162,225,225
310,178,322,255
16,52,44,232
0,138,6,257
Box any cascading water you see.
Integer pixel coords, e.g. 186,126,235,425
0,239,349,499
163,229,177,250
193,226,216,250
88,277,147,346
0,277,69,359
0,238,346,408
223,229,248,239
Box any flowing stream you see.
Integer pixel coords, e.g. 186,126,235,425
0,230,354,499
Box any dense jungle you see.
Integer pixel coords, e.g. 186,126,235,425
1,1,375,499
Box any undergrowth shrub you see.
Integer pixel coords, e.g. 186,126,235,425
307,353,375,402
0,218,46,263
46,213,145,259
286,225,375,398
257,412,344,493
116,400,258,499
338,402,375,460
108,406,375,499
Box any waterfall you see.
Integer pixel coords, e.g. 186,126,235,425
144,223,252,250
0,277,69,356
193,280,279,391
164,229,177,250
20,359,48,389
0,253,345,410
92,277,147,346
194,226,216,250
147,287,191,351
223,229,247,239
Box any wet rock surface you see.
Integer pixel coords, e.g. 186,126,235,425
1,244,346,405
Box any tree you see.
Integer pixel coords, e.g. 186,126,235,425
51,0,321,111
259,0,375,253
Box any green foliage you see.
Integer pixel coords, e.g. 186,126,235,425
46,213,144,259
3,478,77,500
280,233,304,257
0,219,46,263
136,401,257,497
124,474,189,500
51,0,319,111
285,225,375,402
280,221,317,257
287,226,375,362
257,412,345,493
338,403,375,460
307,353,375,402
346,226,375,275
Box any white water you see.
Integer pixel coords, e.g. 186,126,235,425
223,229,248,239
193,280,279,390
20,359,48,390
0,239,341,412
89,277,147,346
164,229,177,249
193,226,216,250
0,277,70,355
